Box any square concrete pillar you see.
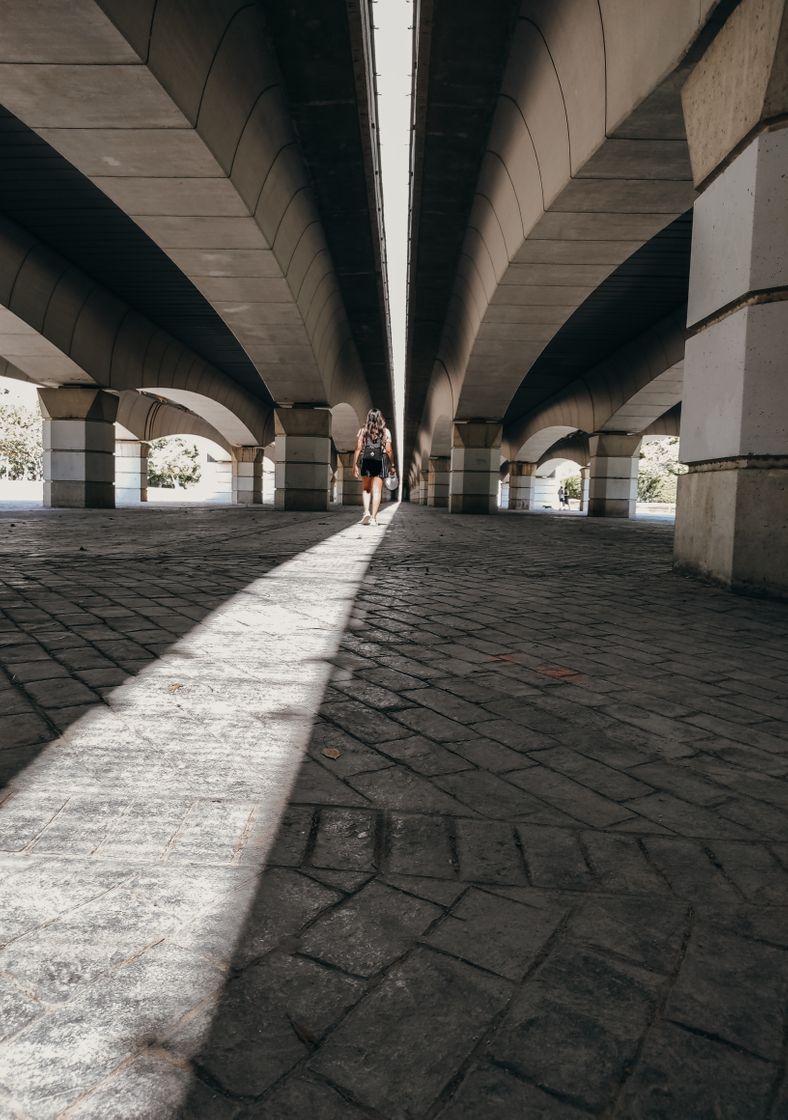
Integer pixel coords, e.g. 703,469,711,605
532,475,560,510
417,468,428,506
233,446,264,505
115,440,149,504
336,451,363,506
205,457,234,503
427,456,450,507
449,421,502,514
677,12,788,596
499,479,509,510
580,466,590,513
587,433,642,518
38,387,118,508
274,407,332,511
508,461,535,510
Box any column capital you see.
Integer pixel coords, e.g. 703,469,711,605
233,445,265,464
682,0,788,186
38,387,118,423
589,432,642,458
274,406,331,438
452,420,502,450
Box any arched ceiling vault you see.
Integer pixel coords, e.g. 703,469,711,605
0,0,392,433
406,0,723,477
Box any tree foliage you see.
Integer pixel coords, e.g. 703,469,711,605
147,437,201,489
0,390,43,480
637,437,686,502
562,475,581,500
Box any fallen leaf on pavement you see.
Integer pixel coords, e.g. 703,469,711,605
321,747,341,760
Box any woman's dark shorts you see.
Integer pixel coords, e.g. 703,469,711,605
360,457,384,478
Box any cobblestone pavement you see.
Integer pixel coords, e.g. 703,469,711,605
1,504,787,1118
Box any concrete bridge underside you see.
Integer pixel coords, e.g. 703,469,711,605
406,0,788,601
0,0,393,512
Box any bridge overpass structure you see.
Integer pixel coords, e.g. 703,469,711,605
405,0,788,600
1,4,788,1117
0,0,784,599
0,0,392,512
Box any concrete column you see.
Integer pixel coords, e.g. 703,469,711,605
417,468,429,505
336,451,363,506
115,440,149,504
508,461,534,510
675,0,788,596
427,456,450,507
532,475,560,510
580,466,590,513
275,406,332,511
205,456,234,503
38,387,118,508
587,433,642,518
449,421,502,514
233,446,264,505
499,478,509,510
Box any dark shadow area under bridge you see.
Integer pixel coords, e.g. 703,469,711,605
183,508,788,1120
1,505,787,1117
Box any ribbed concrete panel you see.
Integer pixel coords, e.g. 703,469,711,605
0,0,392,431
505,310,686,461
406,0,714,485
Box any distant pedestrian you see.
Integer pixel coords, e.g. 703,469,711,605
353,409,395,526
558,484,569,509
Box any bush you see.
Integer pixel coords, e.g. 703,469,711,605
147,437,201,489
638,437,685,503
637,472,671,502
562,475,581,500
0,392,43,480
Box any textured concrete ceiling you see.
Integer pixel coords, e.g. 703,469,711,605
0,105,272,405
406,0,521,451
0,0,393,433
405,0,710,472
503,213,692,428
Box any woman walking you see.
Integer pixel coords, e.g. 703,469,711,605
353,409,395,525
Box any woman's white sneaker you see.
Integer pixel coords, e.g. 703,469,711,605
361,512,371,525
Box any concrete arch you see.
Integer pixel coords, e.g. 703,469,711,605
0,214,273,448
430,415,453,458
504,310,685,459
604,366,684,434
331,402,364,454
643,403,681,438
408,0,716,474
537,432,590,471
537,457,577,478
0,0,384,415
138,389,261,449
411,365,455,480
514,425,579,464
116,391,232,455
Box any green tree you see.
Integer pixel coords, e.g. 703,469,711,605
147,437,202,489
0,390,43,480
562,474,581,500
637,437,686,503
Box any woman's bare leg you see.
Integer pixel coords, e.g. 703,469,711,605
371,476,383,520
361,477,372,521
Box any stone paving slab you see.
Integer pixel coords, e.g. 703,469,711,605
1,504,788,1117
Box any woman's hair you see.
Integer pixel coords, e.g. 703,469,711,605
362,408,386,445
